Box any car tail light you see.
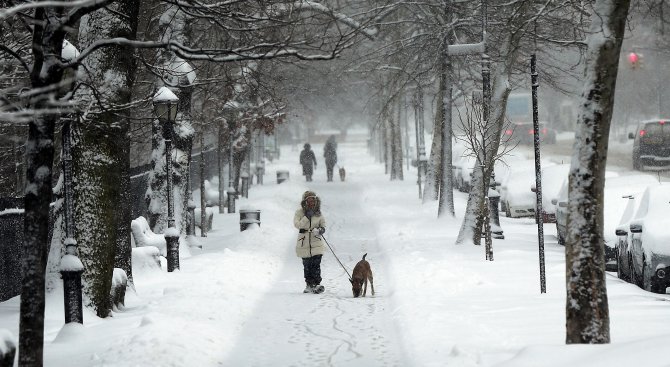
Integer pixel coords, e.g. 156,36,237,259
541,128,547,134
528,129,535,134
640,129,646,137
505,129,513,135
660,120,666,125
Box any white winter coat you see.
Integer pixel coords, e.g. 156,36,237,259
294,208,326,258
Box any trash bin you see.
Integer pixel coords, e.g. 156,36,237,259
276,170,289,184
239,209,261,231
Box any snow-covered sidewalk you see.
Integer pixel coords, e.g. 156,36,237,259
2,139,670,367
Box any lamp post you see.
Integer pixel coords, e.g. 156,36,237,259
59,39,84,324
153,87,180,272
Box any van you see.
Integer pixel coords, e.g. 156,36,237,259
630,119,670,170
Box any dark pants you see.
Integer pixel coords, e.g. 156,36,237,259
326,165,334,181
326,160,336,182
302,255,322,286
302,164,314,181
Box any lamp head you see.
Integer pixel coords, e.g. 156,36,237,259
153,87,179,122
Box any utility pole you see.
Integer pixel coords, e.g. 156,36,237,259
531,53,547,293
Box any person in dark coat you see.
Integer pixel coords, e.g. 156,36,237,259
323,135,338,182
299,143,317,181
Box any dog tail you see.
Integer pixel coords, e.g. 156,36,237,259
362,253,367,261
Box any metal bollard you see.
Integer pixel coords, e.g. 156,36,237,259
61,268,84,323
239,209,261,231
165,230,180,272
227,187,237,213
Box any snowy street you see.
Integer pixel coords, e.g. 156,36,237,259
2,138,670,366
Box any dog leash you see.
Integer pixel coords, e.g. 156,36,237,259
320,234,353,282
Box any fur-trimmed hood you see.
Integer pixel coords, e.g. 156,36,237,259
300,191,321,216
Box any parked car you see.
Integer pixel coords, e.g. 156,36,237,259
615,194,643,282
453,155,478,193
617,184,670,293
553,173,645,273
531,164,570,223
630,119,670,171
500,163,552,218
553,177,568,246
502,122,556,146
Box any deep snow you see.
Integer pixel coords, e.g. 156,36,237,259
1,136,670,367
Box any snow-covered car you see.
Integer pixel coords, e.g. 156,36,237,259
620,184,670,293
531,164,570,223
553,172,640,273
500,164,552,218
553,178,569,246
453,155,478,193
616,194,643,282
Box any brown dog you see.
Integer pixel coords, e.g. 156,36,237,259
350,253,374,297
339,167,346,182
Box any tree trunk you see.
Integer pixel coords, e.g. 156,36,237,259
422,80,443,203
438,65,454,217
389,94,404,180
174,86,195,235
75,0,139,315
566,0,630,344
20,7,67,366
200,131,207,237
72,119,122,318
115,133,133,286
217,123,225,213
148,121,168,233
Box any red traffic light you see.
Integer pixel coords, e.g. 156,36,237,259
627,52,641,69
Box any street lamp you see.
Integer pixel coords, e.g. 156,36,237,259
153,86,180,272
59,39,84,324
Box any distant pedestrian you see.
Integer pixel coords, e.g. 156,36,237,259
323,135,338,182
299,143,317,182
294,191,326,294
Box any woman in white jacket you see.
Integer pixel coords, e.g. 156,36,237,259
294,191,326,293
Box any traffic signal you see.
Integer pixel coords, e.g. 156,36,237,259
627,52,642,69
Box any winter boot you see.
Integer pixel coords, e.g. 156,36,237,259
303,284,315,293
313,285,325,294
